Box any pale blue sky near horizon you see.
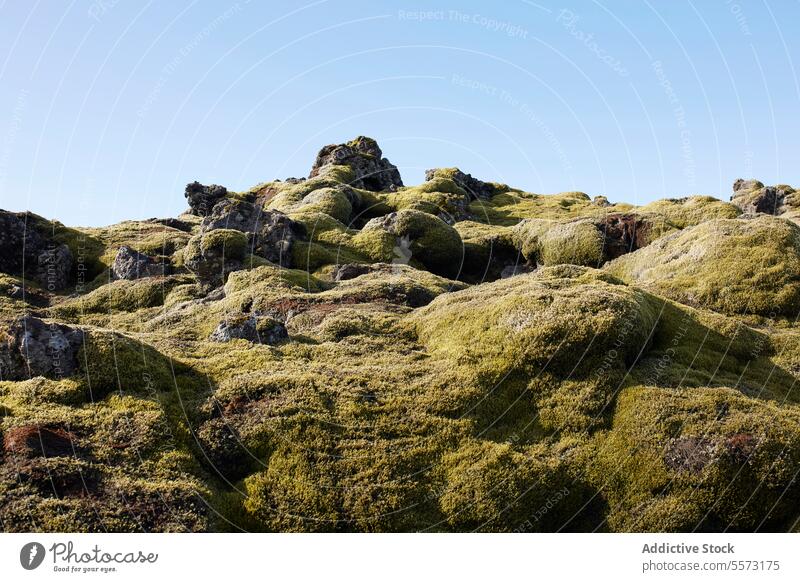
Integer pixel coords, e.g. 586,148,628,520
0,0,798,227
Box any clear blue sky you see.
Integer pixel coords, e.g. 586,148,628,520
1,0,798,227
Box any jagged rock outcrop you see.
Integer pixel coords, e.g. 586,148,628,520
730,179,796,215
201,199,303,266
0,316,84,380
112,246,168,280
309,136,403,191
185,181,228,216
0,210,73,291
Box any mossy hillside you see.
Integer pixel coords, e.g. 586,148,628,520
593,386,800,532
49,275,194,324
384,178,471,220
628,299,799,402
0,369,210,532
438,439,594,532
412,266,663,437
82,220,193,268
605,216,800,316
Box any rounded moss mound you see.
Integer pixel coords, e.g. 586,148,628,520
514,219,604,267
605,216,800,316
298,187,355,224
638,196,741,228
362,210,464,277
414,266,659,379
595,386,800,532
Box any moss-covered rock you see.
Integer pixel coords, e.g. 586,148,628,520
605,216,800,316
514,219,605,267
362,210,463,277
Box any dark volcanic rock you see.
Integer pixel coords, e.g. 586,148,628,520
201,199,303,267
209,313,288,345
0,316,84,381
332,263,376,281
0,210,73,291
309,136,403,192
35,244,73,292
730,179,797,215
112,246,168,280
594,213,653,260
425,167,497,200
184,181,228,216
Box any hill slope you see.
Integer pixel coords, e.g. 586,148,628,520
2,137,800,532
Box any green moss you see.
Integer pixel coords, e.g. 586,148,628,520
438,440,589,531
363,210,463,277
198,229,248,259
80,330,180,399
605,216,800,316
414,266,658,380
594,386,800,532
514,219,604,267
297,187,354,223
638,196,741,228
50,275,193,319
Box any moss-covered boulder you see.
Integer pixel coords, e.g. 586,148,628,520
183,229,248,287
362,210,463,277
605,216,800,316
513,219,604,267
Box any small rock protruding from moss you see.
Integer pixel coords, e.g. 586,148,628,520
309,136,403,192
1,315,84,381
111,246,168,280
209,313,288,345
184,181,228,216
